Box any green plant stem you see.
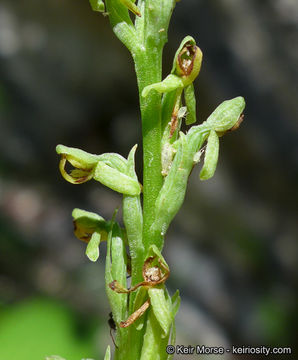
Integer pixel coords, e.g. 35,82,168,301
134,0,174,253
135,54,163,253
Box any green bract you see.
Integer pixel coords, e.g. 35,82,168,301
86,232,101,262
89,0,105,12
104,346,111,360
200,130,219,180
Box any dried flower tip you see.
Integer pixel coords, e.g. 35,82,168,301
142,256,170,285
119,299,150,328
174,37,203,85
230,113,244,132
109,280,129,293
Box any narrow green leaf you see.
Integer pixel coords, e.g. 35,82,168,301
140,308,165,360
105,222,128,323
85,232,101,262
104,345,111,360
200,130,219,180
94,161,141,195
111,223,128,321
148,287,172,337
123,145,144,288
184,83,196,125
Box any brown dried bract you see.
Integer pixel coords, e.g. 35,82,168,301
119,299,150,328
230,113,244,132
108,256,170,294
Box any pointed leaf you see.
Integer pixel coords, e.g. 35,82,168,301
200,130,219,180
104,345,111,360
148,287,172,337
85,232,101,262
184,83,196,125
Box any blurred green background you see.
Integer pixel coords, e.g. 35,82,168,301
0,0,297,359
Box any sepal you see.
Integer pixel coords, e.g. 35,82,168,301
184,84,196,125
200,130,219,180
85,232,101,262
148,287,172,337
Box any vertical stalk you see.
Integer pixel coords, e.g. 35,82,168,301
135,54,163,253
134,0,175,253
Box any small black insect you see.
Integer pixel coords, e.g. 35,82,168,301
108,312,117,348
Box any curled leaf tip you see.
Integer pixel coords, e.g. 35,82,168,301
89,0,105,13
119,0,141,17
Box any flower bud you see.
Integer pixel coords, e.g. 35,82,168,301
205,96,245,133
142,36,202,98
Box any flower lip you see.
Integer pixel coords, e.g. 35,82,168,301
58,155,95,184
56,145,99,184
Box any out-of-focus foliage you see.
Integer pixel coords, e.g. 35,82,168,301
0,298,96,360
